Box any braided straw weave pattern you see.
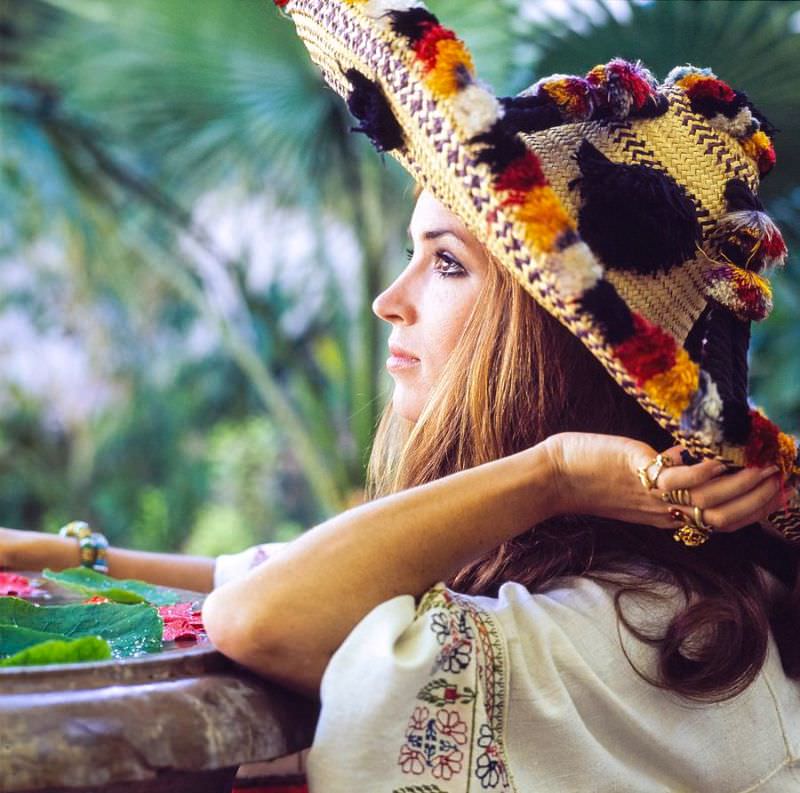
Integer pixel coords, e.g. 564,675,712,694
524,91,759,346
285,0,800,537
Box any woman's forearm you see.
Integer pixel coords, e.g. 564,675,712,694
202,440,559,695
9,533,215,592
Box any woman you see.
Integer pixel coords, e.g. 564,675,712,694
3,2,800,791
204,2,800,790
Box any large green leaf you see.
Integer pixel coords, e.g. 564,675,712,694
0,624,73,656
43,567,181,606
0,596,163,657
0,635,111,667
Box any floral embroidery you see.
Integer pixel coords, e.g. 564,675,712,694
396,583,516,791
400,705,468,778
475,724,509,790
430,600,475,674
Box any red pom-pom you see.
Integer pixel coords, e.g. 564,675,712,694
745,410,781,468
684,77,736,103
757,142,777,176
494,153,546,203
274,0,289,6
614,314,677,385
413,24,456,71
606,60,653,110
762,228,787,262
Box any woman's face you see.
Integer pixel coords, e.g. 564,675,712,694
372,189,490,423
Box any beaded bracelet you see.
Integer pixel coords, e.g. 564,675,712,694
58,521,109,574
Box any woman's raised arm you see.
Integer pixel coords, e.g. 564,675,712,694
201,433,784,697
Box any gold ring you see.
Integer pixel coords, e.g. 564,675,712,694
673,524,712,547
637,453,673,491
691,505,713,531
661,488,692,506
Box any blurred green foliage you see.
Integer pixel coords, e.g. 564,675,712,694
0,0,798,556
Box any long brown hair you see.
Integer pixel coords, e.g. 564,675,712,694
366,241,800,702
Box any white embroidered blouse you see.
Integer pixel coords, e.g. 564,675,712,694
215,547,800,793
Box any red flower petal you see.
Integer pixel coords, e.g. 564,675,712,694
0,573,34,597
84,595,112,604
158,602,205,643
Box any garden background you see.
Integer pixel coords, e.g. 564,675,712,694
2,0,799,557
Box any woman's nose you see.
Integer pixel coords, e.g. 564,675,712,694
372,271,417,325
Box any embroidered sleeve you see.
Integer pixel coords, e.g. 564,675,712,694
213,542,288,589
306,583,517,793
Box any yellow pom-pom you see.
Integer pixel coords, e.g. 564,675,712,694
644,348,700,416
424,39,474,99
587,64,607,85
741,130,771,160
515,188,574,253
777,433,797,478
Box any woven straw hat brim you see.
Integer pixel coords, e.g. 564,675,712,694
278,0,800,540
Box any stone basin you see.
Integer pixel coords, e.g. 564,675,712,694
0,574,317,793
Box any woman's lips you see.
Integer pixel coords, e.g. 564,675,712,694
386,354,420,371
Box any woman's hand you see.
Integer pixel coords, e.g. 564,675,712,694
544,432,786,533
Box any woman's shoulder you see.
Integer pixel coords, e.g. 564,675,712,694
462,572,685,642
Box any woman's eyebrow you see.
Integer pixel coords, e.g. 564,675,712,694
407,226,467,244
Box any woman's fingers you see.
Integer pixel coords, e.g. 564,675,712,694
662,465,779,510
673,473,783,533
654,458,727,492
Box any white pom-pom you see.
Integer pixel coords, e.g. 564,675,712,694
681,372,724,444
450,83,502,138
664,64,716,85
363,0,423,24
709,106,757,139
549,241,603,297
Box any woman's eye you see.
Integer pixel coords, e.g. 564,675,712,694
433,251,466,278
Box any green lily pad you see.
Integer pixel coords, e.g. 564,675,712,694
0,597,163,658
42,567,181,606
0,636,111,667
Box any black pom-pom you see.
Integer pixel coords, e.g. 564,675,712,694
498,95,564,134
572,140,701,274
344,68,405,153
633,91,670,119
389,8,439,41
472,123,528,175
724,177,763,212
690,90,748,121
578,279,636,345
749,103,778,138
721,400,752,445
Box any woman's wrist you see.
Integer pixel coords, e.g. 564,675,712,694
537,434,572,519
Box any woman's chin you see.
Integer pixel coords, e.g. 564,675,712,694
391,390,423,424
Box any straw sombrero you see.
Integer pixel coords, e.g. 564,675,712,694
272,0,800,542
